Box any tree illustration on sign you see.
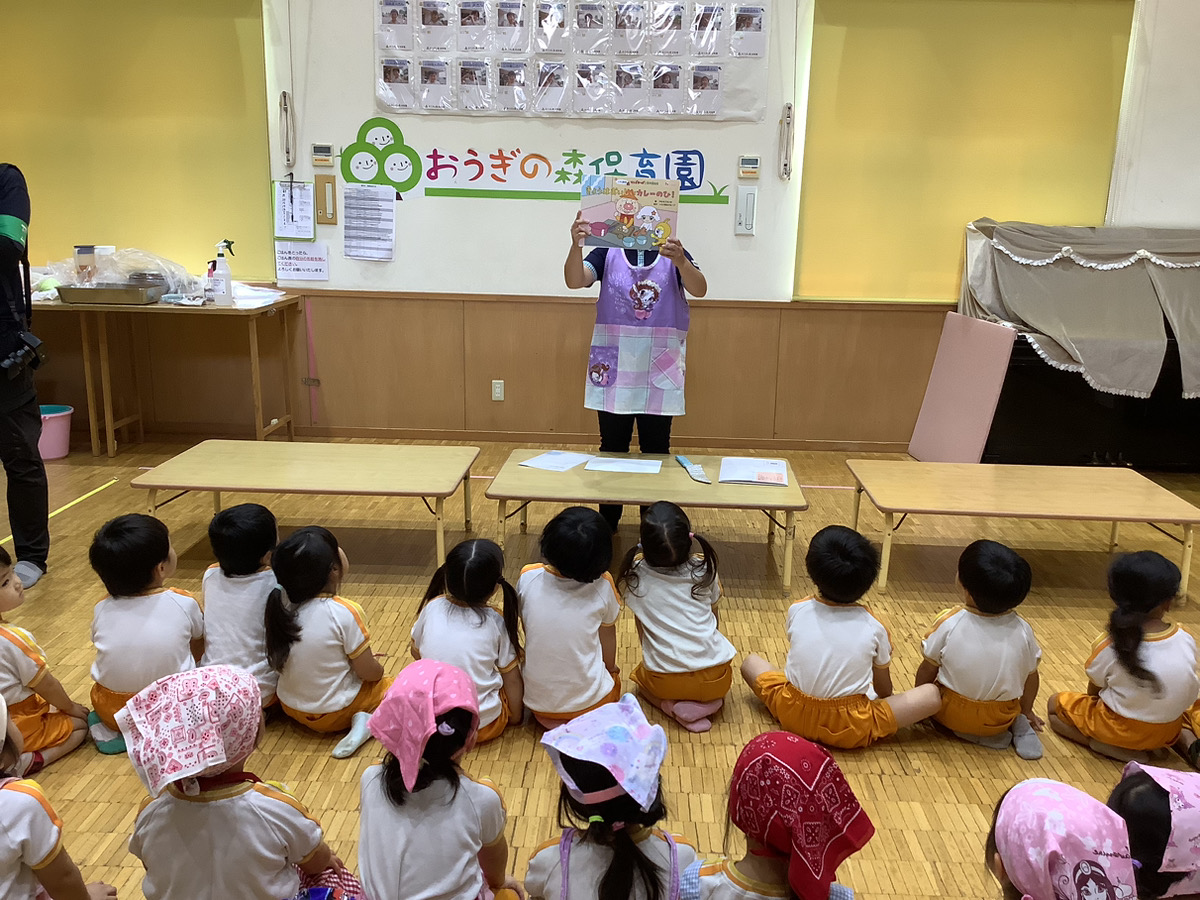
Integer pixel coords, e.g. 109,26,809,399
340,117,423,196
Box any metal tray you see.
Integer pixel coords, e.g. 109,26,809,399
56,284,165,305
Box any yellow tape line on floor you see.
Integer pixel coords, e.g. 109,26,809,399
0,477,119,545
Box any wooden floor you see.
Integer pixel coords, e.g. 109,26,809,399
6,438,1200,900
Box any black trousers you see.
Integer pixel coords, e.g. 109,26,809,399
0,397,49,568
597,410,673,529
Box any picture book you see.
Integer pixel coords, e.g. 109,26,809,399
580,175,680,250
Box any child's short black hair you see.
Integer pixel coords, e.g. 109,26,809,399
209,503,278,577
540,506,613,583
89,513,171,597
958,540,1032,614
804,525,878,604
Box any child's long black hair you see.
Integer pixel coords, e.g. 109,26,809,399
557,755,668,900
984,788,1022,900
1107,551,1180,691
419,538,521,656
379,707,474,808
616,501,718,601
1107,770,1188,900
264,526,342,672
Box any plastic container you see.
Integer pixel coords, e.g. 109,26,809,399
37,405,73,460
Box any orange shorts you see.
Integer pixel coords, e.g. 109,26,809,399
632,661,733,703
1053,691,1183,751
935,687,1021,737
1183,700,1200,735
528,674,622,725
752,671,897,749
7,694,78,753
475,687,512,744
91,682,137,731
281,676,395,734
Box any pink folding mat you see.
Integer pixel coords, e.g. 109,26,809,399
908,312,1016,463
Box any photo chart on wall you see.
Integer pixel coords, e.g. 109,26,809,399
613,2,647,56
649,62,683,112
574,61,610,112
381,0,413,49
497,0,528,49
497,59,529,108
458,0,489,50
380,58,416,108
534,59,567,110
459,59,492,108
614,62,647,113
419,58,453,108
650,2,684,55
690,4,722,56
729,3,766,57
417,0,454,49
536,1,568,52
574,3,610,55
688,63,720,115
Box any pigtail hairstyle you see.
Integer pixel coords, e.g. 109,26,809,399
1107,770,1187,900
617,500,719,601
557,755,668,900
984,788,1023,900
418,538,522,656
1106,551,1179,691
265,526,342,672
379,707,473,807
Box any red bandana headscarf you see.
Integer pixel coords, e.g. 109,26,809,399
729,732,874,899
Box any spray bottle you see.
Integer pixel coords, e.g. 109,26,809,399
206,239,235,306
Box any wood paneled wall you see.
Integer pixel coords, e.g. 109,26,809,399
31,295,953,451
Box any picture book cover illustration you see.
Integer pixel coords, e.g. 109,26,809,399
580,176,679,249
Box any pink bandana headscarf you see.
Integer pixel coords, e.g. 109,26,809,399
996,779,1136,900
115,665,262,797
368,659,480,791
541,693,667,812
729,732,873,900
1123,762,1200,896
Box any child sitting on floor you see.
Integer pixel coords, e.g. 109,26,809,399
88,514,204,752
741,525,941,749
119,665,358,900
0,545,89,776
687,731,872,900
1107,762,1200,900
411,538,524,743
526,693,698,900
358,659,522,900
915,540,1044,759
616,501,735,733
266,526,392,759
986,779,1137,900
201,503,280,707
518,507,621,729
0,697,116,900
1049,550,1199,762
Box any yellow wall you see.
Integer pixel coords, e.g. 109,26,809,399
795,0,1134,300
4,1,273,281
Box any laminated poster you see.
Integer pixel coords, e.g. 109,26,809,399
496,0,528,50
580,175,680,251
419,59,453,108
690,4,723,56
459,59,491,109
535,1,568,52
458,0,489,50
613,62,647,114
380,0,414,49
688,63,721,115
573,62,609,113
534,60,567,110
417,0,454,49
650,62,683,112
730,4,766,57
574,2,610,55
380,58,416,108
613,2,647,56
497,60,529,109
650,1,684,55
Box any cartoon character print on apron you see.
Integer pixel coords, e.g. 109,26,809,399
585,249,690,417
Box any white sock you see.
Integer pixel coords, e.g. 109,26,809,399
332,711,374,759
89,719,122,744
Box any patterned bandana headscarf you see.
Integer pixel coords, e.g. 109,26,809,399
541,693,667,812
995,779,1136,900
368,659,480,791
728,732,874,900
116,665,262,797
1123,762,1200,897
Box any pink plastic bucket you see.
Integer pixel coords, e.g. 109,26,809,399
37,405,73,460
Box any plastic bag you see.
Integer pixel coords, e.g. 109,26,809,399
45,248,203,295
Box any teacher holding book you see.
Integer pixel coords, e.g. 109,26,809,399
563,207,707,532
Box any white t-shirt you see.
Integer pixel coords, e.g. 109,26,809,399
784,597,891,699
359,767,506,900
411,595,518,727
0,626,48,706
0,779,62,900
695,859,789,900
90,588,204,693
1086,624,1200,724
518,564,620,714
200,567,279,704
130,780,323,900
622,558,736,674
526,828,698,900
276,596,371,714
921,606,1041,702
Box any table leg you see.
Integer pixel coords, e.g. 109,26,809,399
496,500,507,551
213,492,222,515
852,484,863,530
80,312,101,457
782,510,796,596
249,316,265,440
435,497,446,562
463,469,473,532
767,510,776,544
1109,521,1120,552
520,502,528,533
879,511,894,590
130,316,144,444
281,304,296,440
146,488,157,516
1182,524,1194,597
97,312,117,458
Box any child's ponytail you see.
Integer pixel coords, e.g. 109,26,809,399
1107,551,1179,691
689,532,720,601
265,525,343,672
497,575,522,657
379,707,473,807
418,562,449,613
264,585,300,672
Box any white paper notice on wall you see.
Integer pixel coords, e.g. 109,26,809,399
275,241,329,281
343,184,396,261
273,181,316,240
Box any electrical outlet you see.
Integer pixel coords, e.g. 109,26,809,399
491,379,505,401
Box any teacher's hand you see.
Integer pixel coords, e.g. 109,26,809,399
570,211,590,249
659,237,687,266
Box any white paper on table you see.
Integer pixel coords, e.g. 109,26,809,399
718,457,788,486
585,458,663,474
519,450,595,471
273,181,315,240
275,241,329,281
343,184,396,261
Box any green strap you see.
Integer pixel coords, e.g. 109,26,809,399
0,215,27,249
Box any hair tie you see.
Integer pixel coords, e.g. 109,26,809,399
588,815,604,825
274,583,284,593
688,532,694,540
437,721,455,736
1131,860,1142,871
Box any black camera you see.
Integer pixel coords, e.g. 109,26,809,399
1,331,45,380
